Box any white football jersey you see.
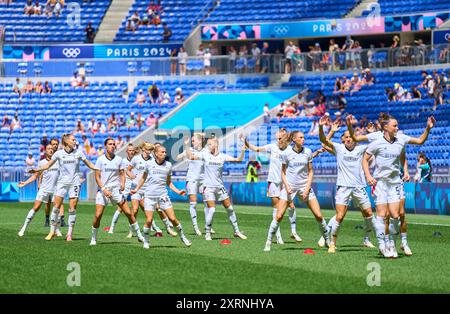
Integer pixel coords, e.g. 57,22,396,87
121,157,134,190
196,151,234,188
129,154,152,188
333,143,367,187
143,158,172,197
367,131,411,143
94,155,124,189
366,135,411,184
51,149,86,185
186,147,206,182
38,158,59,193
262,143,284,184
281,146,312,189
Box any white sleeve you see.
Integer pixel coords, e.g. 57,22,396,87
261,144,272,153
194,151,205,160
281,151,288,165
366,142,377,156
399,133,412,144
78,151,87,161
332,142,341,154
94,157,102,171
366,132,381,143
51,151,59,161
118,157,125,170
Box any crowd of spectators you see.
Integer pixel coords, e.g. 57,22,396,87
1,112,21,133
24,0,64,17
125,1,166,33
12,78,52,98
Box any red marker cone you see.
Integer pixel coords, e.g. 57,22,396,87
103,226,110,231
220,239,231,245
303,248,316,255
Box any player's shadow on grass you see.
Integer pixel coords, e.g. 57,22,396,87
99,242,134,245
152,245,180,249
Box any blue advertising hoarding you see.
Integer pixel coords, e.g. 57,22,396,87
433,29,450,45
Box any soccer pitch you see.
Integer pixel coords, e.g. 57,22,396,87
1,202,449,293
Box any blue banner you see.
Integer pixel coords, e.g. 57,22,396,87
433,29,450,45
0,182,19,201
3,43,182,60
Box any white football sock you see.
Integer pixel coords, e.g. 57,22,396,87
329,217,340,240
364,215,374,239
288,207,297,234
22,209,36,231
374,216,386,250
50,207,59,233
205,207,215,233
225,205,240,233
162,217,172,229
152,220,162,232
67,210,76,236
91,227,98,241
390,218,400,243
131,222,143,238
273,208,282,239
318,218,328,240
176,223,185,238
401,232,408,245
189,202,198,228
143,227,150,244
267,219,279,242
110,209,121,231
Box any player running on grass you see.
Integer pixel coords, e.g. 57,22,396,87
183,137,248,241
264,131,330,252
18,144,63,238
131,144,191,249
349,113,435,256
90,138,144,246
318,116,376,253
176,133,208,236
126,142,177,238
240,128,303,244
362,114,434,258
29,134,96,241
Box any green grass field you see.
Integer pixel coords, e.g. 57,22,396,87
1,201,449,293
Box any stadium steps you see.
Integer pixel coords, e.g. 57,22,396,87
345,0,375,18
95,0,135,43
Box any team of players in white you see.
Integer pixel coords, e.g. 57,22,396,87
18,112,435,257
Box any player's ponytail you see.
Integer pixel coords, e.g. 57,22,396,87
138,141,154,152
61,134,70,147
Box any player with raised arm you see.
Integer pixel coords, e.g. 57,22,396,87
90,138,144,245
264,131,330,252
318,116,376,253
131,144,191,249
184,137,248,241
18,144,63,237
241,128,303,244
126,142,177,238
176,133,207,236
349,113,434,256
362,114,434,258
29,134,96,241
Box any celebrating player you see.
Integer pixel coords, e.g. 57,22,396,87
30,134,96,241
264,131,330,252
318,116,376,253
184,137,248,241
362,114,435,258
131,144,192,249
90,138,144,245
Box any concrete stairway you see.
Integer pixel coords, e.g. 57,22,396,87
95,0,135,43
345,0,379,18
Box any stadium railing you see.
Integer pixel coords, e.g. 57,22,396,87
0,44,448,78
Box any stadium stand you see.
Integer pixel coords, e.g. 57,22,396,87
114,0,215,42
375,0,450,16
205,0,359,23
1,0,111,43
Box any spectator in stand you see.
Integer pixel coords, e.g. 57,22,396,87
85,22,95,43
196,44,205,57
118,115,126,128
204,48,212,75
130,10,140,25
292,47,304,72
115,135,125,150
87,117,96,133
53,0,62,16
24,0,34,15
341,76,352,92
283,101,296,118
362,68,375,85
97,121,106,134
13,78,23,97
107,113,118,132
352,41,362,70
367,44,376,69
284,41,296,74
260,42,269,73
40,134,49,150
433,70,445,109
238,45,248,71
178,47,188,76
97,145,105,156
25,153,36,172
410,86,422,100
162,22,172,42
43,81,52,93
126,19,136,32
251,43,261,73
10,113,21,131
228,46,237,72
126,112,136,129
88,142,97,157
314,101,326,117
70,72,82,87
160,90,170,106
342,35,354,69
135,89,146,106
148,83,160,104
393,83,405,101
33,1,42,14
174,87,184,104
329,39,340,71
337,93,347,112
414,152,432,183
141,13,150,26
23,80,34,95
350,72,362,94
34,81,44,94
425,75,435,99
74,119,85,134
81,135,90,155
334,77,343,94
136,113,144,130
44,0,53,16
145,112,157,127
2,114,11,129
276,101,286,122
310,43,322,72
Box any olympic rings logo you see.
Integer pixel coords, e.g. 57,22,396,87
62,48,81,58
445,33,450,41
273,25,289,34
